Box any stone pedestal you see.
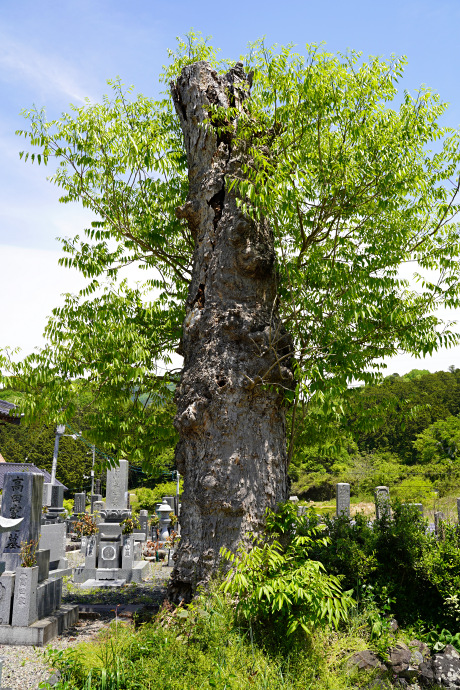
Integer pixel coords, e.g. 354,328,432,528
12,567,39,627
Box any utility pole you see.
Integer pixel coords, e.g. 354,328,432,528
50,424,66,485
90,444,95,513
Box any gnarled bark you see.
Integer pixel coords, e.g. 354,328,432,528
168,61,293,602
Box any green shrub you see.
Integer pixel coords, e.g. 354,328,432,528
130,481,182,512
308,501,446,626
221,502,354,635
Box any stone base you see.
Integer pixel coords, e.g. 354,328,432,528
0,604,79,646
48,566,73,581
73,560,149,584
80,579,126,589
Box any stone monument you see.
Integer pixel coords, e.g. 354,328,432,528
374,486,391,520
0,472,78,645
336,483,350,518
74,460,148,587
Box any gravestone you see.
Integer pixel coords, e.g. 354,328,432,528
374,486,391,520
73,493,86,515
406,503,424,516
434,511,445,536
139,510,149,538
0,473,44,570
39,523,69,572
336,483,350,518
85,536,97,570
45,485,65,522
0,573,15,625
105,460,129,510
121,535,134,572
11,566,39,627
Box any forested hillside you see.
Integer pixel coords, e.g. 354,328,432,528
290,367,460,500
0,418,93,491
3,367,460,499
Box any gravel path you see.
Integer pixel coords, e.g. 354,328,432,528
0,549,172,690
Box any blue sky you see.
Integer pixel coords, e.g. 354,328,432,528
1,0,460,371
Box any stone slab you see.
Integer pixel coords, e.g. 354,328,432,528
42,483,52,508
73,492,86,515
37,577,62,619
121,535,134,571
96,568,119,580
73,567,97,583
99,541,119,569
336,483,350,518
40,522,67,565
36,549,50,583
85,536,97,569
375,486,391,519
105,460,129,510
51,485,64,509
80,579,126,589
0,604,78,646
48,566,73,580
0,473,44,562
130,561,149,582
98,523,122,540
0,573,15,625
11,566,39,627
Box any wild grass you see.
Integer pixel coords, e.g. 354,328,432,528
40,587,382,690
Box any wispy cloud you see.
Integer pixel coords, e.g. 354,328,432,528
0,35,95,103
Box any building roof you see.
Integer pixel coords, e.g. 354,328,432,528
0,463,67,490
0,399,21,426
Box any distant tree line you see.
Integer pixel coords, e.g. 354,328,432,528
290,367,460,499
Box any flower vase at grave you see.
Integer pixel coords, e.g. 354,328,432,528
12,565,39,627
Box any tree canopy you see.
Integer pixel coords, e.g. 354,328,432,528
2,34,460,469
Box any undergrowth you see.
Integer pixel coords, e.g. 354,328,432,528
39,587,378,690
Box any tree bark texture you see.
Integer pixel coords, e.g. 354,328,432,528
168,61,293,602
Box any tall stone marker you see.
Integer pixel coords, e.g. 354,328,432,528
0,472,44,569
105,460,129,510
374,486,391,520
73,493,86,515
336,483,350,518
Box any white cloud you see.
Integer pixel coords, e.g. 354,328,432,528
0,35,95,103
0,245,86,356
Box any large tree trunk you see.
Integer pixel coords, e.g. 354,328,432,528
168,61,293,603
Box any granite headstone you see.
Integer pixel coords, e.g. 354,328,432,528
0,473,44,570
105,460,129,510
336,483,350,518
73,493,86,515
374,486,391,520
